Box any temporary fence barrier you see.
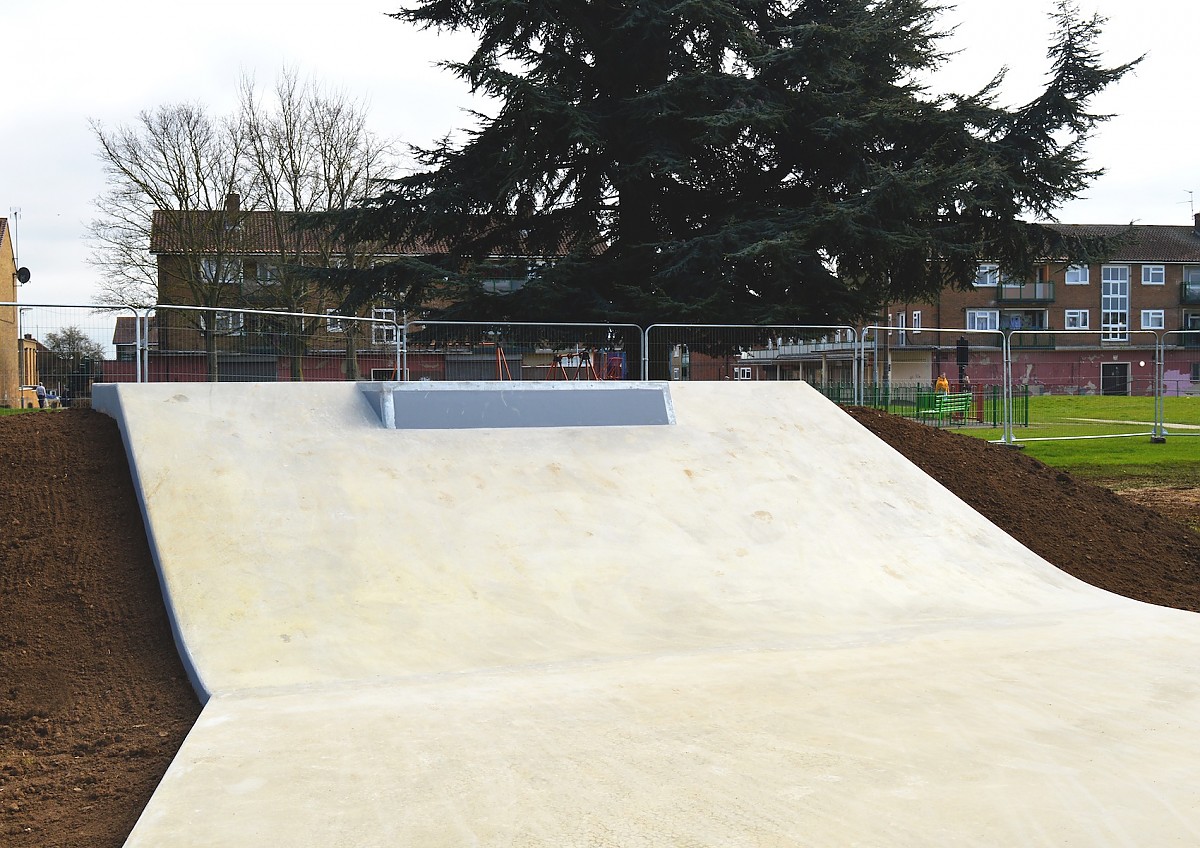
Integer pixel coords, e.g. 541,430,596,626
6,304,1192,448
0,303,137,408
859,324,1006,424
644,324,858,387
401,320,643,382
1161,330,1200,438
141,306,401,383
999,329,1164,445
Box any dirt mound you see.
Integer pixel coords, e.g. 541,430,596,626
2,406,1198,847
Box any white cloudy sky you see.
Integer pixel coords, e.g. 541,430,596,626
1,0,1194,306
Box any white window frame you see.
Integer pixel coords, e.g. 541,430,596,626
1065,265,1089,285
1101,266,1130,342
371,307,397,345
200,310,244,336
1140,309,1165,330
974,263,1000,287
911,310,922,334
734,366,752,381
1064,309,1090,330
1102,265,1130,285
256,262,282,286
199,257,242,288
1141,265,1165,285
325,309,345,333
966,309,999,331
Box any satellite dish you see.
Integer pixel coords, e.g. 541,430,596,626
16,267,30,284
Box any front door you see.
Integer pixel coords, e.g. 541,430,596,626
1101,362,1130,396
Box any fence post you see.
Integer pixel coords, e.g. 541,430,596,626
398,312,406,382
1001,329,1016,445
1152,332,1166,442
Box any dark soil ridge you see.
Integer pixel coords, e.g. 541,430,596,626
2,407,1199,847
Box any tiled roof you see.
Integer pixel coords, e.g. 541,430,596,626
1044,223,1200,263
149,210,432,255
149,209,581,257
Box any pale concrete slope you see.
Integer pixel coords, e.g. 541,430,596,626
93,381,1200,847
100,380,1117,698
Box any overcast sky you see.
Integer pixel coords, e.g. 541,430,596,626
1,0,1194,306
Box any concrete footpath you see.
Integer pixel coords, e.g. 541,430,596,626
92,381,1200,846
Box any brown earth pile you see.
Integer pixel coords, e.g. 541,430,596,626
2,407,1199,847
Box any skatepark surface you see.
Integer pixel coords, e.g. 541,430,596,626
91,381,1200,846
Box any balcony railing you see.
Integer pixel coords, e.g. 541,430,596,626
1009,332,1056,349
1182,280,1200,304
996,281,1055,302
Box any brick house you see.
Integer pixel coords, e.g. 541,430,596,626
145,195,567,381
0,217,31,407
776,216,1200,396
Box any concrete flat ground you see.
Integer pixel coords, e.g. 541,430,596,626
93,381,1200,847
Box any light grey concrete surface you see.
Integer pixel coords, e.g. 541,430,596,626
94,381,1200,846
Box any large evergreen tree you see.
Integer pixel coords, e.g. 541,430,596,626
340,0,1137,325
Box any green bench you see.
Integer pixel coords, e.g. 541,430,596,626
917,391,973,425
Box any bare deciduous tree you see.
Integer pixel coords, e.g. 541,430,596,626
88,70,398,380
89,104,247,309
239,69,397,379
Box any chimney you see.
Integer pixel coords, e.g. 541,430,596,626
225,192,241,214
1194,211,1200,234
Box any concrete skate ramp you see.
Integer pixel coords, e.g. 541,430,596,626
92,381,1200,846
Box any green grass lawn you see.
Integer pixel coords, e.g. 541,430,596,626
962,395,1200,485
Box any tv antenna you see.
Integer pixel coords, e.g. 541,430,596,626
8,206,31,285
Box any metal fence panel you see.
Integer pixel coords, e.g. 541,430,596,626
1002,329,1163,444
143,306,400,383
0,303,137,409
1161,330,1200,438
403,321,643,382
644,324,858,385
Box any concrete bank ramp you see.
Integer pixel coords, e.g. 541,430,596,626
93,381,1200,847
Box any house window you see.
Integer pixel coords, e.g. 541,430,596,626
966,309,999,331
1065,265,1089,285
974,264,1000,286
481,277,526,294
200,311,244,335
1140,309,1165,330
1141,265,1165,285
371,308,396,345
257,263,282,286
734,366,752,381
911,310,922,334
200,258,242,288
1192,362,1200,381
1064,309,1089,330
326,309,345,333
1185,266,1200,284
1101,266,1129,342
